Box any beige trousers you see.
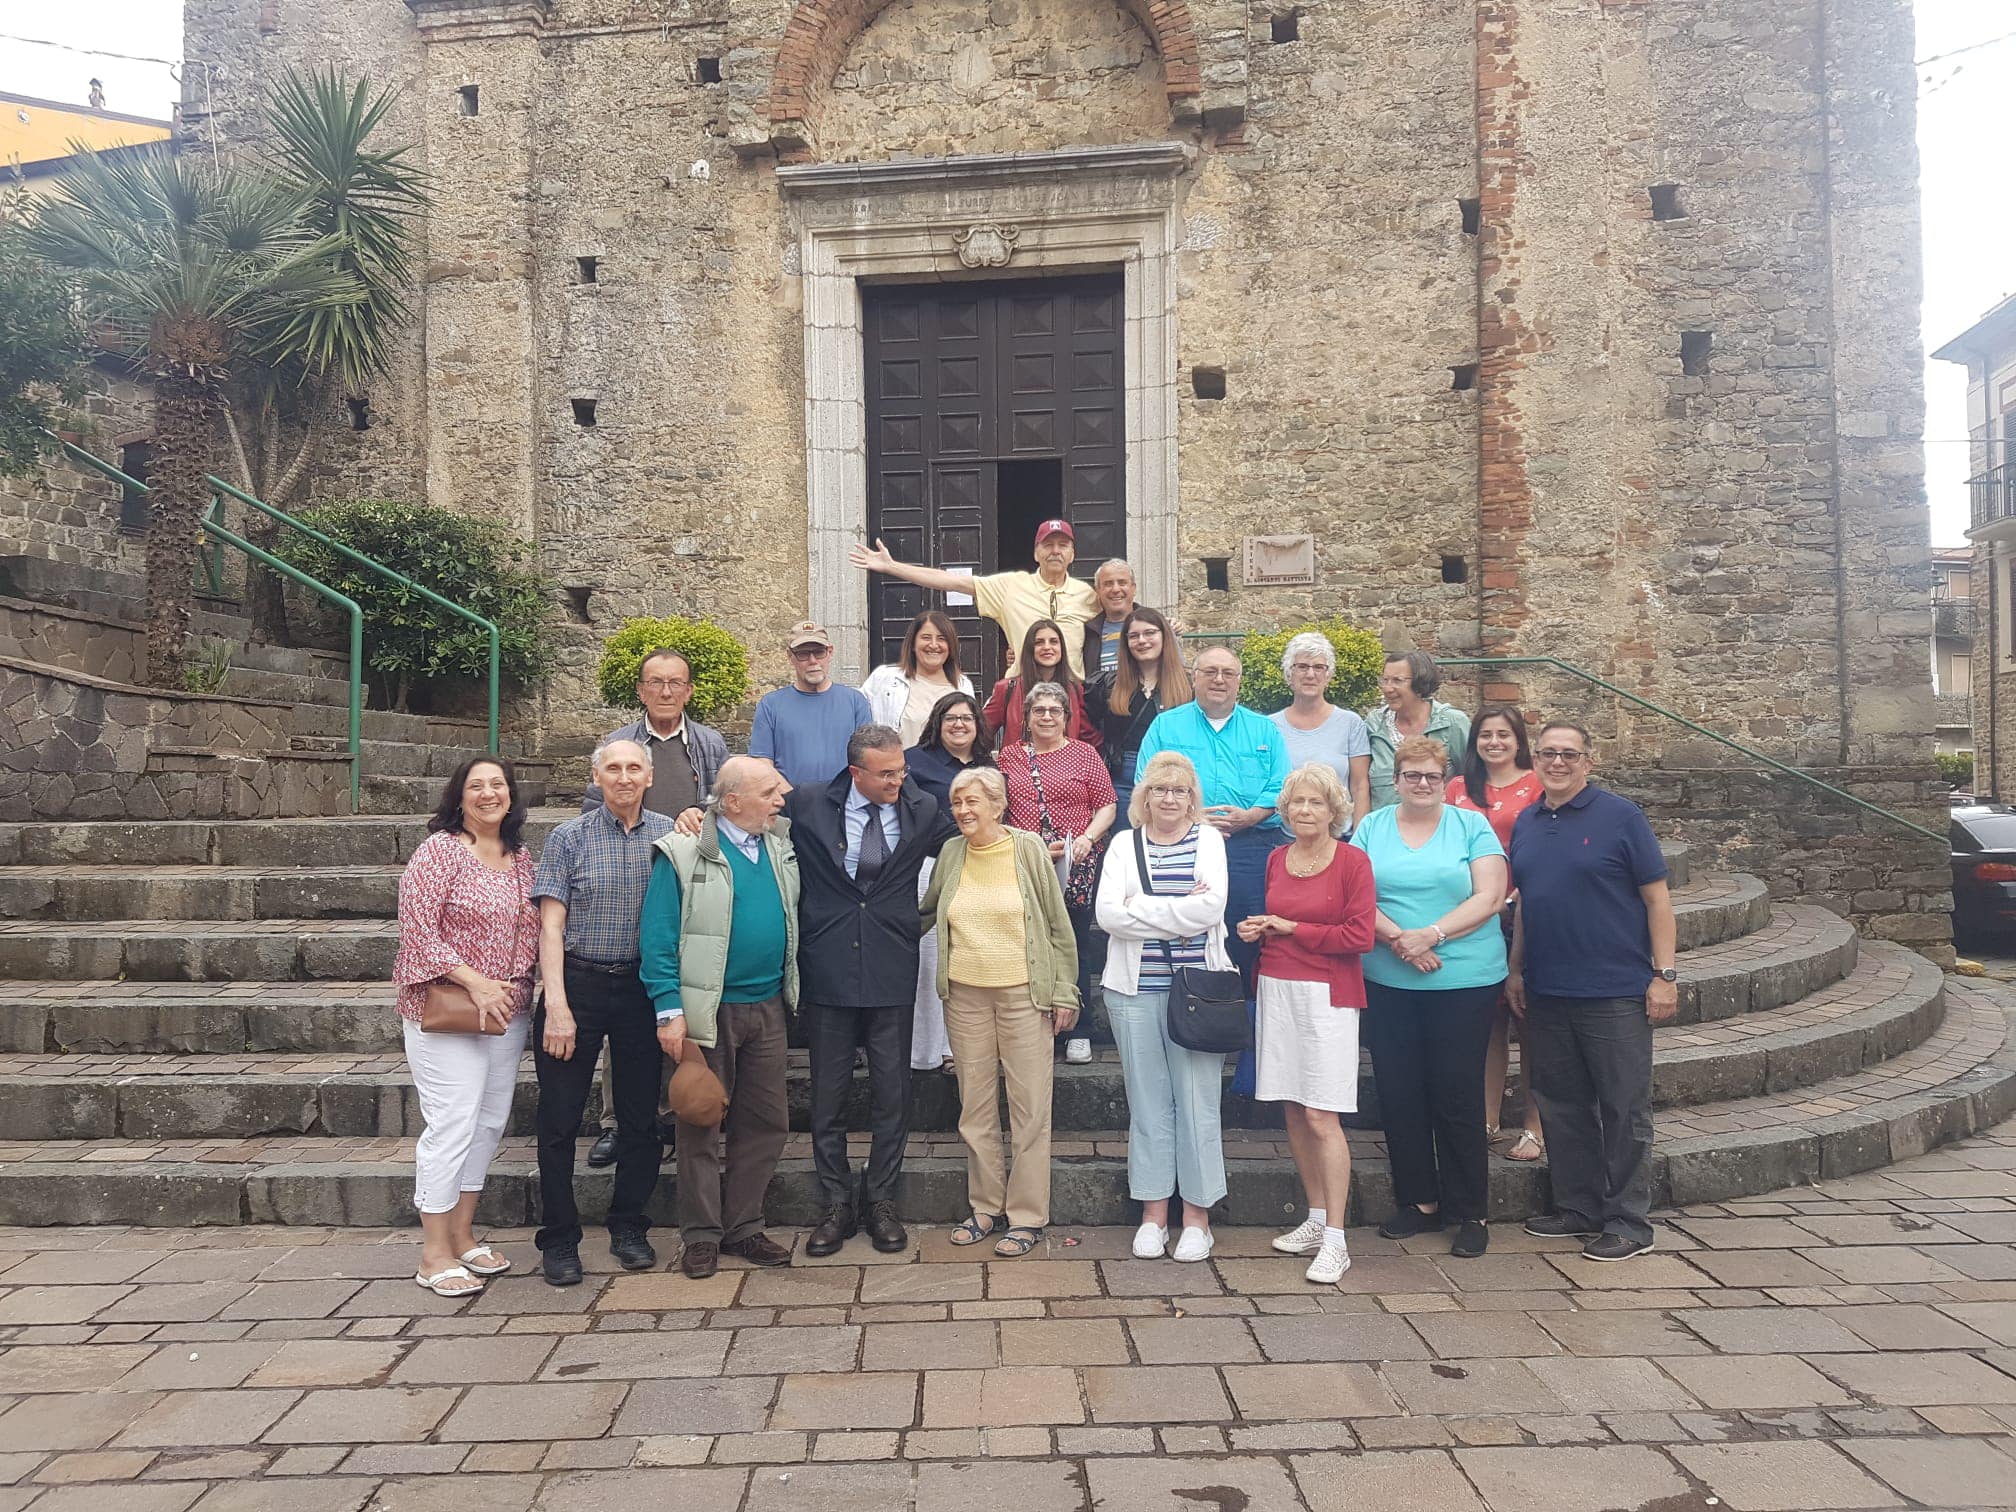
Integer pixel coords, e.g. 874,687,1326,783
944,981,1054,1230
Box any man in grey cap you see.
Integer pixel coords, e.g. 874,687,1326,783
748,620,873,790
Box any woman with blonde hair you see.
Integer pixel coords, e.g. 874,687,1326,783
1238,761,1377,1283
921,764,1081,1257
1088,605,1192,816
1096,751,1232,1262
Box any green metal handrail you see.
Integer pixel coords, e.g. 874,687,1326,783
1177,634,1943,846
55,440,364,813
206,476,500,756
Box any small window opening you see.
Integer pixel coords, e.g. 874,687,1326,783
118,441,151,532
1459,198,1481,235
1441,555,1468,585
697,56,722,83
562,586,594,624
1680,331,1711,377
1193,366,1227,401
571,398,597,426
1649,183,1686,221
346,397,370,431
1270,12,1299,42
1450,363,1479,392
576,256,599,284
457,84,479,117
1204,557,1230,592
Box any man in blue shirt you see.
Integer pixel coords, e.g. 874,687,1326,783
1506,719,1678,1263
748,621,873,790
1133,645,1289,984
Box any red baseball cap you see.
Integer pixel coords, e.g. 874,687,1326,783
1034,519,1075,545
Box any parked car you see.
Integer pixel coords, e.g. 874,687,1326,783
1951,804,2016,947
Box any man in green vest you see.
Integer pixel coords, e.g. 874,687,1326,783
641,756,800,1280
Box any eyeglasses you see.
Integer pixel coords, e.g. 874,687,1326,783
1125,630,1161,643
1534,749,1588,765
941,714,976,726
1029,706,1066,718
788,645,830,659
1398,771,1445,786
1197,667,1241,680
1147,785,1191,799
640,678,691,692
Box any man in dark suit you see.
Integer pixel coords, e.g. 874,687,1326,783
790,723,955,1256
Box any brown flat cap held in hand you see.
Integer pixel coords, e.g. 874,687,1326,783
667,1044,729,1127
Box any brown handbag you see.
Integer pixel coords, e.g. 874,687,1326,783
420,978,507,1036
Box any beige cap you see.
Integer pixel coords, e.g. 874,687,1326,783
785,620,832,650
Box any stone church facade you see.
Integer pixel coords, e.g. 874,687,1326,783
179,0,1931,785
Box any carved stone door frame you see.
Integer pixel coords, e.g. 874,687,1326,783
778,141,1189,683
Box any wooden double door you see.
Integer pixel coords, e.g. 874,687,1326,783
863,274,1126,688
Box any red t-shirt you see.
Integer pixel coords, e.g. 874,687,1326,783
1256,842,1378,1009
1447,770,1544,850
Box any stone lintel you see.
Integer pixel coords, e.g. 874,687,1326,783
777,141,1192,197
403,0,551,38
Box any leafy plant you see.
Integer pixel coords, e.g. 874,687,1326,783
284,499,551,711
181,638,234,695
0,213,88,478
1238,618,1386,715
596,617,750,725
1937,752,1974,791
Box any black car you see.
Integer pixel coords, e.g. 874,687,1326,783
1951,803,2016,946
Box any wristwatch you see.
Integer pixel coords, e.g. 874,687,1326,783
1656,967,1678,983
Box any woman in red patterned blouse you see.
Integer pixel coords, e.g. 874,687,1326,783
393,757,540,1296
1445,706,1546,1162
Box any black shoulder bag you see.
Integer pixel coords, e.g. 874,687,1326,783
1133,827,1252,1054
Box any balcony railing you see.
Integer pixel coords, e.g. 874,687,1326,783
1970,462,2016,530
1936,598,1975,638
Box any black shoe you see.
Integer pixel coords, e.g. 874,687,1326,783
585,1129,618,1169
805,1205,857,1258
659,1121,678,1149
541,1244,583,1287
721,1232,793,1267
1582,1232,1655,1263
866,1199,908,1254
681,1241,719,1279
1523,1212,1602,1240
1449,1220,1489,1259
1377,1206,1445,1240
610,1231,657,1271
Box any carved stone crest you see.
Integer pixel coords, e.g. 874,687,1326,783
953,222,1021,269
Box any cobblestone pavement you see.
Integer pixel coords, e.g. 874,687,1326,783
9,1134,2016,1508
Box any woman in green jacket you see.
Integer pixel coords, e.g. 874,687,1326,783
920,764,1080,1257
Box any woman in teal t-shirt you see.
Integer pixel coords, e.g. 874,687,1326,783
1350,735,1509,1260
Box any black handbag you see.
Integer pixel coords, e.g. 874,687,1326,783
1133,828,1252,1054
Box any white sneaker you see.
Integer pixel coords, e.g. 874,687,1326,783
1064,1038,1092,1064
1171,1227,1215,1263
1272,1217,1325,1256
1131,1222,1169,1259
1305,1238,1352,1284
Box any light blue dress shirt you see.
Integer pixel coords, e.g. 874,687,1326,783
842,785,900,880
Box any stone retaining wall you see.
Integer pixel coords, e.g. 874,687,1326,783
0,596,144,684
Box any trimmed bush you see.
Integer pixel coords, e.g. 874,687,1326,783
1239,618,1386,715
596,616,750,724
1937,751,1974,791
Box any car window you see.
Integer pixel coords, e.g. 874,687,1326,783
1956,813,2016,851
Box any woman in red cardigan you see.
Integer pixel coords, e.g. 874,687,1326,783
983,619,1100,749
1237,761,1377,1285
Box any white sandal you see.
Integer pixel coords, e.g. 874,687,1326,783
414,1264,484,1297
459,1245,511,1276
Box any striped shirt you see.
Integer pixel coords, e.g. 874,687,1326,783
530,803,676,966
1135,825,1210,991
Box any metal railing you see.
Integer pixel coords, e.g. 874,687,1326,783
57,440,365,813
1970,462,2016,530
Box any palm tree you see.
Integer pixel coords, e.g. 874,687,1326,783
29,144,362,686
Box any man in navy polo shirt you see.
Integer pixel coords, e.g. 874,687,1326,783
1505,719,1677,1262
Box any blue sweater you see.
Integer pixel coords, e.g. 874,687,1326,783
749,683,872,790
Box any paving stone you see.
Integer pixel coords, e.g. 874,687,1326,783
710,1430,808,1463
31,1448,158,1483
0,1285,135,1325
740,1268,860,1307
96,1284,252,1324
1816,1351,2016,1406
1099,1259,1224,1297
812,1430,900,1460
1797,1246,1966,1285
1127,1315,1261,1364
860,1322,995,1371
1407,1311,1560,1358
1934,1300,2016,1343
261,1386,459,1443
115,1388,299,1447
466,1274,609,1314
1841,1434,2016,1507
1672,1440,1904,1510
725,1326,861,1375
189,1480,379,1512
543,1328,730,1379
1382,1358,1565,1416
917,1459,1085,1512
1818,1302,1993,1350
1544,1253,1715,1290
3,1251,166,1285
903,1429,981,1458
983,1425,1051,1456
1249,1312,1429,1362
1535,1309,1708,1357
1524,1356,1700,1413
740,1461,911,1512
770,1372,920,1430
340,1442,472,1475
1676,1305,1873,1354
998,1319,1128,1366
437,1381,626,1440
1789,1214,1973,1246
116,1341,283,1390
1671,1217,1827,1249
26,1488,201,1512
0,1342,155,1389
984,1260,1100,1299
1455,1445,1697,1512
1292,1449,1488,1512
859,1268,981,1304
1654,1355,1856,1409
1221,1362,1400,1420
921,1368,1083,1427
634,1433,715,1465
1056,1426,1154,1454
385,1334,554,1383
1083,1365,1230,1423
615,1377,779,1436
265,1446,347,1476
245,1339,406,1387
1683,1250,1845,1288
0,1390,160,1449
1228,1421,1358,1451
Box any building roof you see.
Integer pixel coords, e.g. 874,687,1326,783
1934,544,1974,565
0,91,172,174
1934,293,2016,366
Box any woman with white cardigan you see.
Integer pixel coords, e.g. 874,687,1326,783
860,610,975,746
1095,750,1233,1263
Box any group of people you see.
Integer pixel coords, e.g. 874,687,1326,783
391,518,1678,1297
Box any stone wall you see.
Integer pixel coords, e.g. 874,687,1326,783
0,597,144,685
0,374,152,580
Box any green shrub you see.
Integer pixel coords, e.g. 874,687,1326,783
1239,618,1386,715
286,499,552,710
1937,752,1975,791
596,616,750,724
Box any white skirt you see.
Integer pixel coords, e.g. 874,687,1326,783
1254,975,1360,1112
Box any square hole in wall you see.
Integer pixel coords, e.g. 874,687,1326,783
1270,12,1299,42
1459,198,1481,235
1650,183,1687,221
347,396,370,431
571,398,597,426
1441,555,1468,584
1680,331,1712,377
1450,363,1479,392
1204,557,1230,591
118,441,151,531
576,256,598,284
1193,366,1227,400
456,84,479,116
697,56,722,83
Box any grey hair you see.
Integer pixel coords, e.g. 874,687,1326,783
1281,631,1337,682
949,764,1009,813
1023,680,1069,713
1094,558,1135,582
591,738,652,772
847,723,903,767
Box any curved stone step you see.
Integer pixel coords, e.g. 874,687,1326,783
0,809,576,868
0,920,399,982
1670,871,1771,950
0,865,404,922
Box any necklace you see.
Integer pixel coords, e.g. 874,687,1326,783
1285,841,1334,877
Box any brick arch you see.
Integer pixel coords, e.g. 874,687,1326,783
766,0,1201,142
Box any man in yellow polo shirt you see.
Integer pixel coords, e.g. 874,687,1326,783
849,519,1101,678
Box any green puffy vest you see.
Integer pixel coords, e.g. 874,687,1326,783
652,815,800,1048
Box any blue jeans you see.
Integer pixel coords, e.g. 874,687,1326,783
1105,986,1228,1207
1524,993,1655,1244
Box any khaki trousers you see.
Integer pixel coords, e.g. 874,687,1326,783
944,981,1054,1230
676,996,789,1247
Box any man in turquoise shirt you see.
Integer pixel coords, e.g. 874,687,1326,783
1132,645,1288,984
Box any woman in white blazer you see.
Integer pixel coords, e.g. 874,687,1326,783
860,609,975,746
1095,750,1233,1263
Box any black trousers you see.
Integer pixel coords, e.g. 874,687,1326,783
1362,979,1502,1224
1524,994,1655,1244
807,1001,913,1207
534,963,661,1251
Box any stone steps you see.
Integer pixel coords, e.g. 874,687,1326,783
1,977,2006,1229
0,865,404,922
360,771,551,814
0,811,577,867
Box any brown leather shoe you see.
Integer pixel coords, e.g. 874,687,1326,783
721,1231,792,1267
865,1199,908,1254
681,1241,719,1279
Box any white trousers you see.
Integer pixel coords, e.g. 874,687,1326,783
403,1014,530,1214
